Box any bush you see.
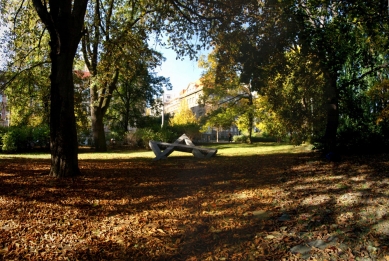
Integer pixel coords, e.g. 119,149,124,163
32,125,50,148
2,132,18,152
1,126,30,153
1,125,50,153
0,126,8,148
233,135,248,143
168,123,200,141
134,128,175,149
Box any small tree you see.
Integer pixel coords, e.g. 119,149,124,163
169,99,197,125
169,99,200,139
201,107,235,142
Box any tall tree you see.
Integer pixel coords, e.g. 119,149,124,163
2,0,88,177
106,49,171,136
0,0,89,177
203,0,389,150
32,0,88,177
199,50,256,142
81,0,148,151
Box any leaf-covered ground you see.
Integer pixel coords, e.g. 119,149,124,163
1,149,389,260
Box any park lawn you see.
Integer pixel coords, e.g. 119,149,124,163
0,143,389,260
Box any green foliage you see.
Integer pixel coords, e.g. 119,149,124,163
337,114,389,153
233,133,277,143
0,126,9,151
105,53,171,135
134,121,200,149
134,127,175,149
168,123,201,141
1,126,30,153
232,135,248,143
199,49,258,142
0,125,50,153
135,115,163,130
251,134,278,143
366,79,389,124
201,107,235,132
1,132,18,153
31,125,50,148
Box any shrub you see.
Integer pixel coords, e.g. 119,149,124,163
135,128,176,149
233,135,248,143
32,125,50,148
1,125,50,153
1,132,18,152
168,123,200,141
0,126,8,149
1,126,31,153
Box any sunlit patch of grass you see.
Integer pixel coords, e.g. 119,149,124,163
0,153,51,159
0,142,311,161
212,142,311,156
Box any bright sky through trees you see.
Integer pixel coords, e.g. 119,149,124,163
151,45,206,96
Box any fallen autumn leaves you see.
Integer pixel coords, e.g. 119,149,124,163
0,151,389,260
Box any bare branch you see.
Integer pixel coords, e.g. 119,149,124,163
0,61,50,90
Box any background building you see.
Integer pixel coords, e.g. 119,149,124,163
164,80,239,142
0,91,9,127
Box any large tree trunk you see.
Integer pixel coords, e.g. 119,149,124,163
32,0,88,178
49,55,80,177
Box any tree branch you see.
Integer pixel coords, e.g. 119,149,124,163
0,61,50,90
341,63,389,89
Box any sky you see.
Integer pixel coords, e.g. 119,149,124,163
153,46,207,97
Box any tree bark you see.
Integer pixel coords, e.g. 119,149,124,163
247,92,253,144
32,0,88,178
89,70,119,152
49,55,80,177
91,106,107,151
323,72,339,152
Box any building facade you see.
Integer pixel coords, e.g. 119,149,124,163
164,80,239,142
164,80,206,118
0,91,9,127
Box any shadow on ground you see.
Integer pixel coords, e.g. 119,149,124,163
0,151,388,260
